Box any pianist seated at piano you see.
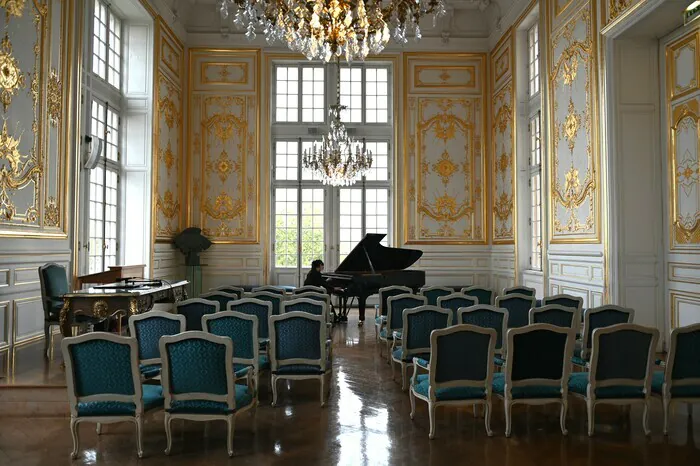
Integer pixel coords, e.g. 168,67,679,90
304,260,332,292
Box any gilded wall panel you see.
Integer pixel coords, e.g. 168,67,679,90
404,54,486,244
188,49,260,244
546,0,600,243
668,32,699,102
603,0,647,27
0,0,70,237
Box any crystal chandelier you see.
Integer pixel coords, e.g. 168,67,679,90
218,0,447,62
302,60,373,186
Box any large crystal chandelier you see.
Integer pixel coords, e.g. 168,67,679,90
218,0,447,62
302,60,373,186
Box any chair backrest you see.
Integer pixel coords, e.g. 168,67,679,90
247,291,283,316
269,312,328,372
400,305,451,360
581,305,635,357
203,311,259,368
378,285,413,317
199,291,239,313
252,286,286,296
502,286,536,297
495,294,537,329
160,332,236,411
281,297,327,322
62,333,141,418
458,305,508,353
39,262,69,319
505,324,576,395
437,293,478,324
293,285,326,295
227,298,272,340
293,292,331,308
419,286,453,306
528,305,579,331
428,325,497,401
128,310,186,365
386,294,427,332
664,323,700,396
541,294,583,311
461,286,496,305
175,298,220,331
589,324,658,396
209,286,244,299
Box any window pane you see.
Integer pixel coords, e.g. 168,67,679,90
276,66,299,122
275,188,298,268
301,188,324,267
365,188,389,246
363,142,389,181
340,67,363,123
528,23,540,96
529,111,542,271
301,141,322,181
302,67,324,123
365,67,389,123
339,188,364,262
274,140,298,181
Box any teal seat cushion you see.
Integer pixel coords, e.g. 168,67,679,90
651,371,700,397
375,316,386,325
492,373,562,399
166,385,252,414
379,329,401,340
259,354,270,370
412,374,485,401
415,357,430,369
77,384,164,417
233,355,270,378
140,364,161,379
391,348,430,363
494,356,505,366
273,364,329,375
572,356,588,366
568,372,645,399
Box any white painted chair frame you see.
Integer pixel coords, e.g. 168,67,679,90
251,285,287,296
460,286,497,305
409,324,497,439
458,305,509,360
208,286,245,297
281,297,330,324
571,323,658,437
174,298,220,313
200,291,240,305
289,293,332,321
202,311,261,398
502,286,536,297
269,312,331,407
655,323,700,435
528,304,581,334
375,285,413,342
226,298,273,347
541,293,584,312
579,305,635,362
128,310,186,375
437,293,477,322
494,293,537,329
498,324,576,437
390,305,452,391
293,285,327,294
244,291,284,315
62,332,149,459
383,294,427,359
419,286,454,300
160,331,255,457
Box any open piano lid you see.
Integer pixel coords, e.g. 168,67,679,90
335,233,423,274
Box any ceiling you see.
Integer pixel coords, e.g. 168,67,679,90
164,0,515,39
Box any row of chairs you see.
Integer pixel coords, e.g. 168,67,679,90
62,309,332,458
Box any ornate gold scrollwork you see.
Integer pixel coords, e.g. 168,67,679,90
129,298,139,315
47,68,62,127
92,300,110,319
44,196,59,227
206,149,237,183
671,104,700,246
0,121,40,222
0,0,25,18
59,297,70,328
432,151,458,186
609,0,630,21
0,34,26,111
156,190,180,236
161,140,175,173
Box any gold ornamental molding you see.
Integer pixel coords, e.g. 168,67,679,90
0,34,25,112
0,0,25,18
667,32,700,103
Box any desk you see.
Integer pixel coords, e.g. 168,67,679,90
59,280,188,338
76,265,146,288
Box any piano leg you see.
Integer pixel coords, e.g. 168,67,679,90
358,295,366,324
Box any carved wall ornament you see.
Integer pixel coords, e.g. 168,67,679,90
0,34,26,112
563,98,582,152
47,68,62,126
206,149,237,183
670,101,700,248
0,0,25,18
161,140,175,173
432,150,458,185
44,196,59,227
608,0,630,21
159,94,179,130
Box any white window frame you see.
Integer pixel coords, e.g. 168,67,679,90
526,20,543,272
91,0,122,90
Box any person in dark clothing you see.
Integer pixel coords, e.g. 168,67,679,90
304,259,328,288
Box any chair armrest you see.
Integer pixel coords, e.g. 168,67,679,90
392,330,402,340
413,357,430,372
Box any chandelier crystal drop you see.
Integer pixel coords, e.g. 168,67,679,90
217,0,447,62
302,61,373,186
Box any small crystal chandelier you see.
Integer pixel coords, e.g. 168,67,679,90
302,60,373,186
218,0,447,62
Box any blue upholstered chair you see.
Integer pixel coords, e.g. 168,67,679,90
529,305,580,333
375,285,412,342
282,297,328,320
209,286,245,299
568,323,658,436
502,286,536,297
160,331,255,457
409,325,497,439
247,291,283,316
542,294,583,312
461,286,496,305
391,305,452,391
200,291,240,313
652,323,700,435
252,285,286,296
227,298,273,346
128,310,186,380
39,263,97,358
382,294,427,358
419,286,453,306
458,305,509,366
269,312,332,407
62,333,164,459
495,293,537,329
574,305,635,368
493,324,576,437
293,285,327,295
175,298,219,331
437,293,477,326
203,311,268,399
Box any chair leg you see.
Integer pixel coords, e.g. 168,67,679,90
505,399,513,437
164,414,173,455
428,402,436,439
135,415,144,458
484,401,493,437
587,399,595,437
400,362,407,391
320,376,326,407
44,323,51,358
663,397,671,435
271,375,279,407
96,423,102,435
642,399,651,436
226,415,235,457
70,417,80,459
560,400,568,435
409,388,416,420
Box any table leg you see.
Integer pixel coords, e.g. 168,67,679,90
59,298,72,338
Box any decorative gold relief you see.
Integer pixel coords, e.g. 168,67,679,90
159,94,179,130
668,33,700,102
92,300,110,319
0,34,26,111
161,141,175,173
47,68,61,126
156,190,180,237
495,50,509,82
206,149,238,183
670,100,700,249
563,98,581,152
0,0,25,18
202,62,249,85
414,65,476,89
608,0,630,21
432,151,458,185
44,196,59,227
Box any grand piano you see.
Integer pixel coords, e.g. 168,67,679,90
322,233,425,323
